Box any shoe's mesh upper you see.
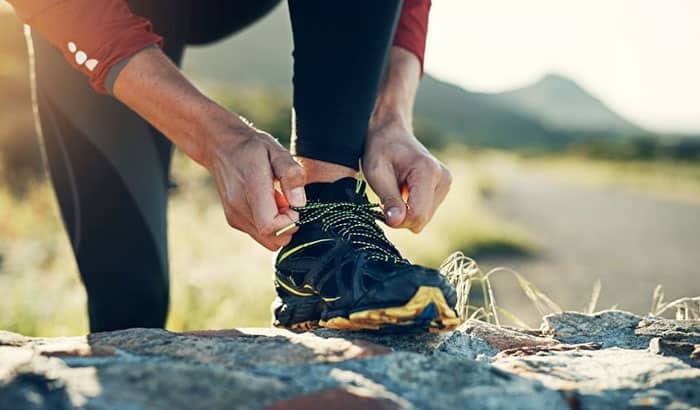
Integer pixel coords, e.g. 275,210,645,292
290,200,407,264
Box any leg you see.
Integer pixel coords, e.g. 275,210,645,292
185,0,282,45
28,21,184,332
288,0,403,175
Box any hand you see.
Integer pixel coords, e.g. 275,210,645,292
112,48,306,250
203,121,307,250
363,121,452,233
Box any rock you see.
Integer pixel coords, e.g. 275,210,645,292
265,388,404,410
636,317,700,344
88,327,391,367
495,342,603,359
0,330,34,347
257,352,567,410
495,347,700,410
649,338,700,368
2,316,700,410
457,320,557,353
314,319,557,361
542,310,647,348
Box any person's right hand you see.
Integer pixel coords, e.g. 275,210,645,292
203,121,307,251
112,47,307,251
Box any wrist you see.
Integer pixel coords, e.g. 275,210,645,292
112,48,249,166
370,47,420,134
194,102,254,165
369,107,412,135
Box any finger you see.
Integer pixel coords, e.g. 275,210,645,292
271,152,307,208
404,164,441,233
241,209,297,250
250,228,294,251
434,165,452,206
274,188,290,209
274,189,299,227
222,191,287,250
268,213,299,247
224,209,279,249
366,163,406,227
244,164,291,240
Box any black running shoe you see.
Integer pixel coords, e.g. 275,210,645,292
271,177,459,333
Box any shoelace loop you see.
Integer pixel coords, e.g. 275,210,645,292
277,201,407,264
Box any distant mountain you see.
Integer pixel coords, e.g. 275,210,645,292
183,3,293,91
415,75,566,149
182,3,642,149
491,74,643,135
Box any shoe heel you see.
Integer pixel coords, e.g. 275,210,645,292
272,288,324,332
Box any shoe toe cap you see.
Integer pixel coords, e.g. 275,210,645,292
360,265,457,308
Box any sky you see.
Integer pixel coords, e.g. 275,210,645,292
425,0,700,133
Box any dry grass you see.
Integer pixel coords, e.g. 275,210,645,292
442,251,700,329
650,285,700,320
441,251,561,328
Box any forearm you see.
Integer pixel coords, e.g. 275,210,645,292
112,47,248,165
371,47,422,131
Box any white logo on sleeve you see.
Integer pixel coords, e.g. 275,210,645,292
66,41,99,72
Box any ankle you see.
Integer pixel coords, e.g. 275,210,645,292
296,157,358,184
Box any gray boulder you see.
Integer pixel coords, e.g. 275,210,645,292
1,311,698,410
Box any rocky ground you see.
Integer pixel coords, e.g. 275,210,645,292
1,310,699,410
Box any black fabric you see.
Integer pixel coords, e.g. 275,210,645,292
28,0,403,332
289,0,404,170
29,0,188,331
184,0,282,45
37,97,170,331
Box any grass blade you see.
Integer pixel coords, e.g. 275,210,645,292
585,279,602,314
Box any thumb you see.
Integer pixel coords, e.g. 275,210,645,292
368,166,406,227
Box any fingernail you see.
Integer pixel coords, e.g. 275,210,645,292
289,187,306,207
386,207,401,221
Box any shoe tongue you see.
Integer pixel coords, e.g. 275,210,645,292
304,177,367,204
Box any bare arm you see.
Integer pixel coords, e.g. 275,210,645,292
364,47,452,232
113,48,306,250
113,48,231,164
370,47,422,131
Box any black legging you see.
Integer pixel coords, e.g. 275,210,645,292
29,0,403,331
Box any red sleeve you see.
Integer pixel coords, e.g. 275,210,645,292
8,0,163,94
393,0,431,72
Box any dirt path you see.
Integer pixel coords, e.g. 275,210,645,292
483,164,700,324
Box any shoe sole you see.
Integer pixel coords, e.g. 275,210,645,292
276,320,320,333
271,290,323,333
318,286,460,333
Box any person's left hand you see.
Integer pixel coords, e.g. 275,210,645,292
363,121,452,233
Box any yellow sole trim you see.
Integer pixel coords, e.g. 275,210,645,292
318,286,461,333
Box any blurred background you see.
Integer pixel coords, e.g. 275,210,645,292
1,1,699,336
